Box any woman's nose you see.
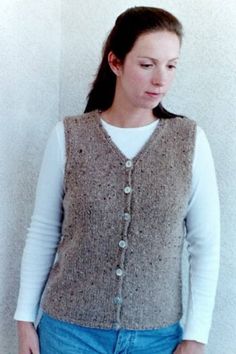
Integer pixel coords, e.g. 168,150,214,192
152,69,166,86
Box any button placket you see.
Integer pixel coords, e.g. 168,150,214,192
113,161,133,328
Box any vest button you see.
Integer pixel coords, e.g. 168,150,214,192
124,186,132,194
113,296,123,305
116,268,123,277
113,322,121,330
123,212,131,221
119,240,127,249
125,160,133,168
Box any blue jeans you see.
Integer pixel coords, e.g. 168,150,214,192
37,312,183,354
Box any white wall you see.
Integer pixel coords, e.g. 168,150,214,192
1,0,236,353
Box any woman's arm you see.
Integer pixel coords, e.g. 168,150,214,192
182,126,221,345
14,121,65,323
15,121,65,353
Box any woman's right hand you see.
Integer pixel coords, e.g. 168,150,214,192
17,321,40,354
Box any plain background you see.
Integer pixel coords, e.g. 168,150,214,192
1,1,236,353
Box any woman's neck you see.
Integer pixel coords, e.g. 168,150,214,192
100,105,157,128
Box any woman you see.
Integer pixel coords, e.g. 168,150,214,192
15,6,220,354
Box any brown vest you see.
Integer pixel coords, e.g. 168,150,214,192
42,109,196,330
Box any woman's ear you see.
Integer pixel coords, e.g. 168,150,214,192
108,51,122,76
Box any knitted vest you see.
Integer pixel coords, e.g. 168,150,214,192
42,109,196,330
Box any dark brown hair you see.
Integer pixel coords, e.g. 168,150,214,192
84,7,183,118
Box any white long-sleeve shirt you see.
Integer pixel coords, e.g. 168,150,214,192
14,117,220,344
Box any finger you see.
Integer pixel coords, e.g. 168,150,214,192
33,346,40,354
173,344,180,354
31,342,40,354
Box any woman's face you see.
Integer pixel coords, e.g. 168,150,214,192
112,30,180,111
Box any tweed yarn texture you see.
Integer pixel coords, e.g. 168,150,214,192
42,109,197,330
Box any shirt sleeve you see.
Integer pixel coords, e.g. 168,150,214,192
14,121,65,322
182,125,221,344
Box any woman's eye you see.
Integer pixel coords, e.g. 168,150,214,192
140,63,153,68
168,65,176,70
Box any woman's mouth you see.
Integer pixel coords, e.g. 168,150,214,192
145,91,163,98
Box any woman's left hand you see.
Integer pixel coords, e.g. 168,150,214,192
173,340,205,354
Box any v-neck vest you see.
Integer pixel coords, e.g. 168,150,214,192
42,109,197,330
